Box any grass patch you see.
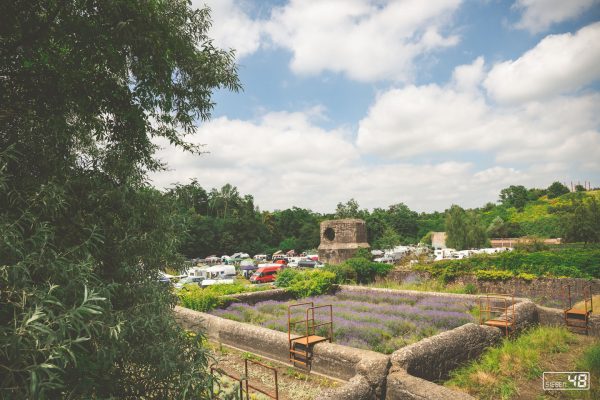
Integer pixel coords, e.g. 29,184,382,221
446,326,577,399
575,342,600,399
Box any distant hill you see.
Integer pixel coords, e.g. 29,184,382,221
481,190,600,238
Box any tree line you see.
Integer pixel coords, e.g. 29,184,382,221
167,180,600,257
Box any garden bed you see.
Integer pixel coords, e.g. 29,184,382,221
209,287,476,354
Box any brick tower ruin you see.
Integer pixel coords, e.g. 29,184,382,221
318,219,370,264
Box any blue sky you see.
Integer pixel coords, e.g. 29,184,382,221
151,0,600,213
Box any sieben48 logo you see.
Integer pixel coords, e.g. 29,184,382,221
543,372,590,390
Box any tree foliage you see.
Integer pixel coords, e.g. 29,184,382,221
561,197,600,244
1,0,239,398
547,181,570,199
445,205,487,250
499,185,528,211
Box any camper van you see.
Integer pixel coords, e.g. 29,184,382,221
249,264,282,284
201,264,236,287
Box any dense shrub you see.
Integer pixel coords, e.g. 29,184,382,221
177,282,268,312
324,263,357,284
325,253,394,284
275,269,336,298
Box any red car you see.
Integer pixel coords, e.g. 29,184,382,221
250,265,282,284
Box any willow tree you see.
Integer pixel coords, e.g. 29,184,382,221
0,1,239,398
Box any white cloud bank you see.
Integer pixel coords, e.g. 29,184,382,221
194,0,463,81
149,12,600,213
484,22,600,103
512,0,599,33
265,0,462,81
151,111,531,212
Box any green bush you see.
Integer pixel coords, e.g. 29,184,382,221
475,269,514,281
274,268,300,288
275,269,336,298
516,272,536,281
177,282,268,312
328,255,393,284
324,263,357,283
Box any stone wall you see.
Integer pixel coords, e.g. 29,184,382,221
318,219,370,264
386,269,600,307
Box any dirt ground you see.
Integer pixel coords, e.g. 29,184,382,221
208,342,341,400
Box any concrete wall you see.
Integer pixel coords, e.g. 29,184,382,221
385,370,475,400
174,306,390,399
391,323,502,382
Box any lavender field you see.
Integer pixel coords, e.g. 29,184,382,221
210,289,476,354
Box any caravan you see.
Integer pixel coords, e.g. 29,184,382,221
201,264,236,287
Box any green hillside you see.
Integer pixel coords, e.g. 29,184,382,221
481,190,600,238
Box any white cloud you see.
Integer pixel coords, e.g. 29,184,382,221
193,0,263,58
512,0,599,33
484,22,600,103
356,84,491,157
451,56,485,93
150,99,598,213
356,58,600,167
264,0,462,81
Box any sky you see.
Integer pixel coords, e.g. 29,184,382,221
150,0,600,213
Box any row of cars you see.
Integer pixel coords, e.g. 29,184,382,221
164,256,325,289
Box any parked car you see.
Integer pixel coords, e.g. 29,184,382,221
250,265,282,284
297,259,323,268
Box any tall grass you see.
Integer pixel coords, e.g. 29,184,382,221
446,326,576,399
577,342,600,399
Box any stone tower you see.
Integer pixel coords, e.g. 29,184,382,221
318,219,370,264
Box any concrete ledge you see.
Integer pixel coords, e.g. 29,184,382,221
508,300,538,333
385,370,475,400
391,323,502,382
317,375,373,400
